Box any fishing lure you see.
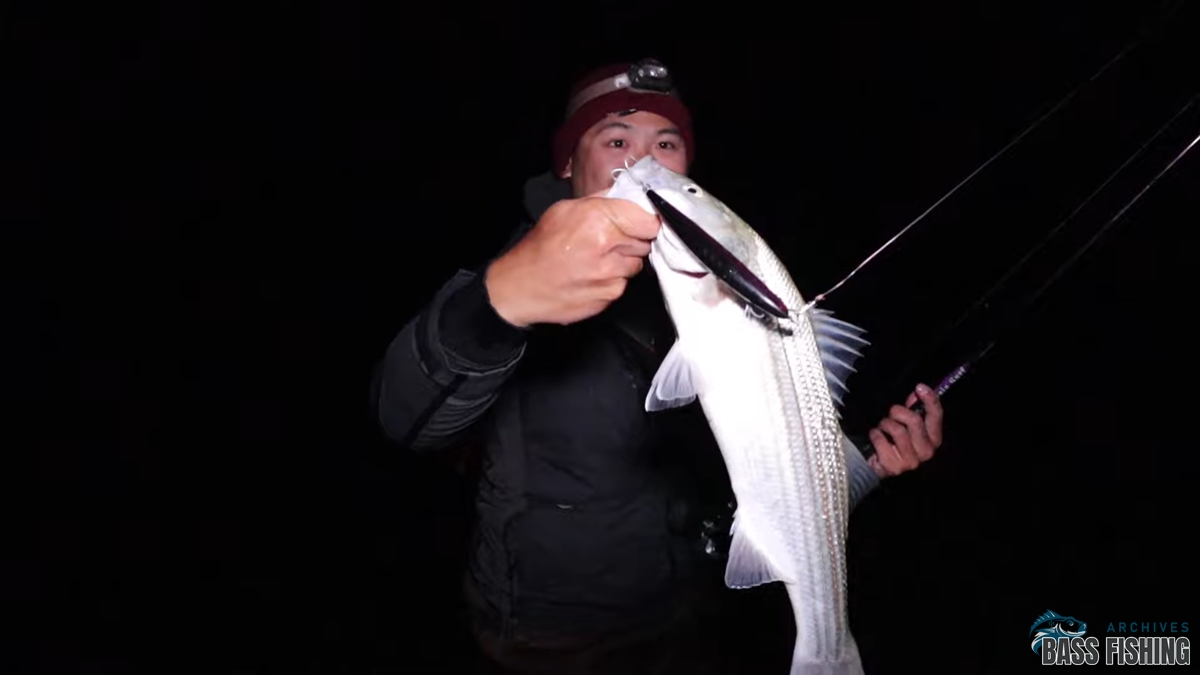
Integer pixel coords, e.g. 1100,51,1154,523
644,187,791,319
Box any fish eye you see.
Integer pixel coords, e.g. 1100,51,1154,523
684,184,701,195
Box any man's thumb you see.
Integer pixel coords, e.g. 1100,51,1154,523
618,199,661,238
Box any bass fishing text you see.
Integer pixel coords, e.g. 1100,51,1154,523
1030,610,1189,665
1037,635,1190,665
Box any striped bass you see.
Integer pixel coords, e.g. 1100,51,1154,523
606,156,869,675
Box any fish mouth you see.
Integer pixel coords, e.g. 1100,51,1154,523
680,271,708,278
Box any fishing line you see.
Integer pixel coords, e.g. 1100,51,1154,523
696,3,1188,541
805,0,1186,308
886,92,1199,401
862,119,1200,458
1024,126,1199,315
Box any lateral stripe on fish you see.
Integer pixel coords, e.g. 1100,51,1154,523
605,157,869,675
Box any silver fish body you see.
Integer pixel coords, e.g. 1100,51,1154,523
606,157,870,675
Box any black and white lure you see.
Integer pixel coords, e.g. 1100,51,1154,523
641,187,790,320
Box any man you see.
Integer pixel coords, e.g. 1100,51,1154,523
371,59,944,673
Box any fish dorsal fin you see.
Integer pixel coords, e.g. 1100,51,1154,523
808,308,869,407
724,512,787,589
1031,610,1061,629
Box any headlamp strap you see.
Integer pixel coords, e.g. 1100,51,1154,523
564,59,676,118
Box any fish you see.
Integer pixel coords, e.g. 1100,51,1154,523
1029,610,1088,654
605,156,870,675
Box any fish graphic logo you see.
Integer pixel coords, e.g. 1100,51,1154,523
1030,610,1088,654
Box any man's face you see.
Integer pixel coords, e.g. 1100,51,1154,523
561,110,689,197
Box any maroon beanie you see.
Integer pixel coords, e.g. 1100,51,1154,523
551,60,695,177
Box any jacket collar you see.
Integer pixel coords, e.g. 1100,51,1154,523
522,171,573,222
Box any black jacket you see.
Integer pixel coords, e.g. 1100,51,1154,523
371,171,881,640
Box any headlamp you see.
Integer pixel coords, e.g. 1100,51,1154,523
564,58,677,118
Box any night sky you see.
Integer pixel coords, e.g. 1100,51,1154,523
29,1,1199,672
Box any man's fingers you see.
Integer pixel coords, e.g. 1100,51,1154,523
914,383,944,447
892,401,926,444
611,238,652,259
601,197,662,241
891,403,931,452
888,404,924,430
904,386,939,460
869,427,907,474
867,452,887,478
868,428,890,452
877,419,906,447
870,384,946,478
582,191,662,242
878,419,918,470
604,253,645,279
598,229,651,278
867,430,895,475
593,277,629,302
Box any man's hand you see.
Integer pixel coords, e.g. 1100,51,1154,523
484,190,661,328
866,383,944,479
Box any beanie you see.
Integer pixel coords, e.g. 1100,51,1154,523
551,59,694,177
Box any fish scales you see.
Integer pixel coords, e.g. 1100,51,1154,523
605,156,867,675
754,227,852,661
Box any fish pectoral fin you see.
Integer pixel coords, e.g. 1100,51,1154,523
724,520,786,589
644,339,703,411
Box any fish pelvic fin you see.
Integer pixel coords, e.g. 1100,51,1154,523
645,339,703,411
724,515,787,589
808,308,869,408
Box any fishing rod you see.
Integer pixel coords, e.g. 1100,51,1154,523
862,116,1200,459
683,105,1197,558
670,3,1186,354
804,0,1187,308
784,0,1189,424
883,93,1199,417
684,3,1190,555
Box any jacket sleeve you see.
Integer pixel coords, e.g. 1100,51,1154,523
843,434,881,511
371,227,532,452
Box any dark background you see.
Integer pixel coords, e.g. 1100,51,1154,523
26,0,1198,672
